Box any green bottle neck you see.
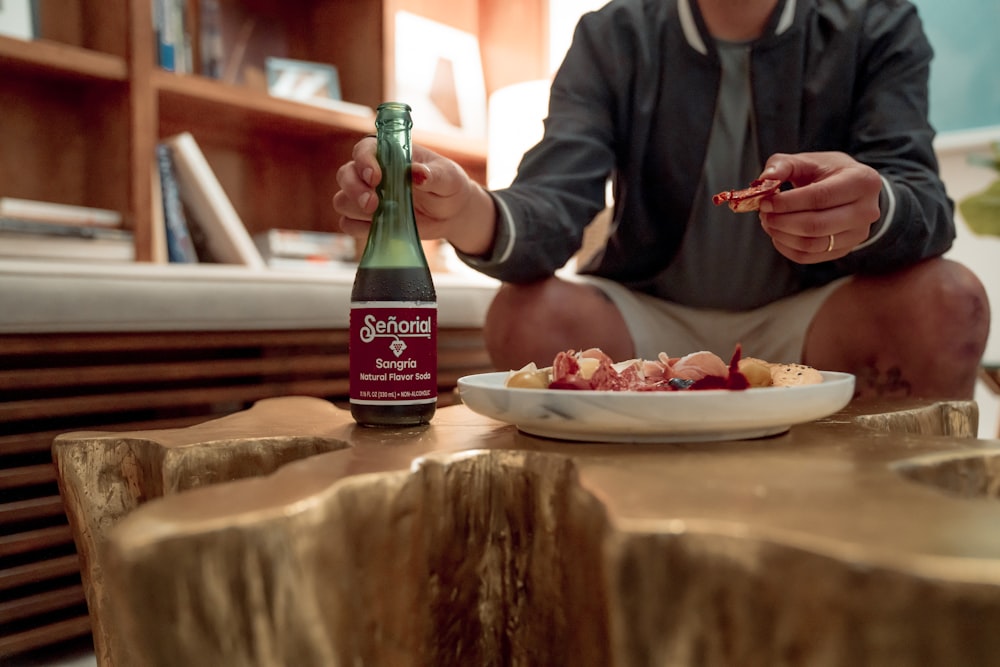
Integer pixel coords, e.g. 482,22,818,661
358,104,428,269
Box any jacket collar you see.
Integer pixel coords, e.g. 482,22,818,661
678,0,797,55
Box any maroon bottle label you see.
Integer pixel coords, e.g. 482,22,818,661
350,302,437,406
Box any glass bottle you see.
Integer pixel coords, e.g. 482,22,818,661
350,102,437,426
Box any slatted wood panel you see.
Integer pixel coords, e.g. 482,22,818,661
0,327,493,659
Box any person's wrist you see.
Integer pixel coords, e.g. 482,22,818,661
446,182,498,257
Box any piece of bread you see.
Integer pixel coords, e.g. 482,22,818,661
769,363,824,386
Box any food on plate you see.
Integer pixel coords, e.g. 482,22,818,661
736,357,774,387
767,361,824,386
504,345,824,392
712,178,782,212
505,362,552,389
738,356,825,387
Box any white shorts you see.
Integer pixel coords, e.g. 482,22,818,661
569,274,850,364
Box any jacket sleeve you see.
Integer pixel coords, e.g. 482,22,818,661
835,1,955,274
458,7,629,283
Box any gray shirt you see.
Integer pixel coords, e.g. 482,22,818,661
654,40,799,310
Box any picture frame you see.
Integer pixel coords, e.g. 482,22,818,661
0,0,38,40
393,11,488,139
265,57,342,102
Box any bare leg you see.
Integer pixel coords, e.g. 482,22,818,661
483,278,635,370
803,258,990,399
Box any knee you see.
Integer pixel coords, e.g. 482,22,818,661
483,281,557,369
484,279,625,370
906,259,990,359
483,283,525,351
822,259,990,398
926,260,989,336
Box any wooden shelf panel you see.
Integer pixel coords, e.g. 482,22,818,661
155,71,375,139
154,71,487,164
0,555,81,593
0,329,350,355
0,497,66,525
0,465,58,492
0,525,75,559
0,615,92,660
0,584,87,626
0,37,127,82
0,355,347,392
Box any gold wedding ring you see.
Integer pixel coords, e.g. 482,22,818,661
826,234,835,253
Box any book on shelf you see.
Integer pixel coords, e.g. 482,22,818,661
0,218,134,262
155,142,199,263
199,0,224,78
152,0,192,73
262,256,358,271
0,0,38,40
0,197,122,227
253,228,357,263
152,0,175,71
148,157,170,263
162,131,266,268
295,96,375,118
0,217,130,240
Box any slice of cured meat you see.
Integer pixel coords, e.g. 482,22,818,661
712,178,782,213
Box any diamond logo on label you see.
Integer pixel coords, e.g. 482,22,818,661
389,338,407,357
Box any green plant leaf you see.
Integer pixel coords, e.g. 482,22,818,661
959,178,1000,237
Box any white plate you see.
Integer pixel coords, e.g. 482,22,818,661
457,371,855,443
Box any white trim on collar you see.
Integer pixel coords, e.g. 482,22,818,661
776,0,796,35
678,0,797,54
678,0,708,55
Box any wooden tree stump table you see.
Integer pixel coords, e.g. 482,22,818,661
53,396,1000,666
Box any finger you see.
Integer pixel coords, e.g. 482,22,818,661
334,161,378,217
411,162,431,188
758,153,796,183
411,156,464,198
767,228,836,255
768,226,868,264
764,161,872,214
409,158,470,224
771,237,846,265
763,181,841,215
761,152,836,187
761,158,882,218
763,175,882,227
332,183,377,224
351,137,380,183
337,214,373,242
760,206,838,238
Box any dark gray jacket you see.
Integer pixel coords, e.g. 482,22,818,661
470,0,954,295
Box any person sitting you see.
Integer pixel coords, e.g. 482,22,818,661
334,0,990,399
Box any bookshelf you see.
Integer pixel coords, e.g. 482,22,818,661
0,0,549,262
0,0,546,658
